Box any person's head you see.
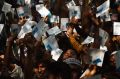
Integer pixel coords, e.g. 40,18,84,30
38,63,46,74
82,44,90,54
17,6,27,25
18,16,26,25
90,38,101,49
116,3,120,13
0,53,4,61
105,38,117,52
33,61,47,79
70,16,79,24
63,49,77,60
66,23,75,34
45,61,72,79
102,73,120,79
7,59,19,72
24,33,36,43
109,54,116,66
63,58,82,79
70,64,81,79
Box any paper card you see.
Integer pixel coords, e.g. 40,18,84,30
96,0,110,17
28,21,37,26
24,5,31,16
36,5,51,17
50,15,59,23
66,0,76,9
32,20,49,40
2,2,12,13
115,51,120,70
36,4,44,10
18,27,31,39
18,21,35,39
25,0,31,5
60,18,69,31
38,19,49,32
100,11,111,21
100,45,108,52
11,8,16,19
69,6,81,19
51,48,63,61
0,24,4,34
81,36,94,45
47,26,62,35
73,28,77,33
11,8,15,15
32,26,41,41
17,7,24,16
99,28,109,46
113,22,120,35
18,33,26,39
39,0,44,3
43,36,59,51
90,49,105,67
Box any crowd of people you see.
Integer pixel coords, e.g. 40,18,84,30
0,0,120,79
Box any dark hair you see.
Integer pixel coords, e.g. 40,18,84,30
102,72,120,79
66,23,75,29
45,61,72,79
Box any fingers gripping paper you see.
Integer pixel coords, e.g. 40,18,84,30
113,22,120,35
